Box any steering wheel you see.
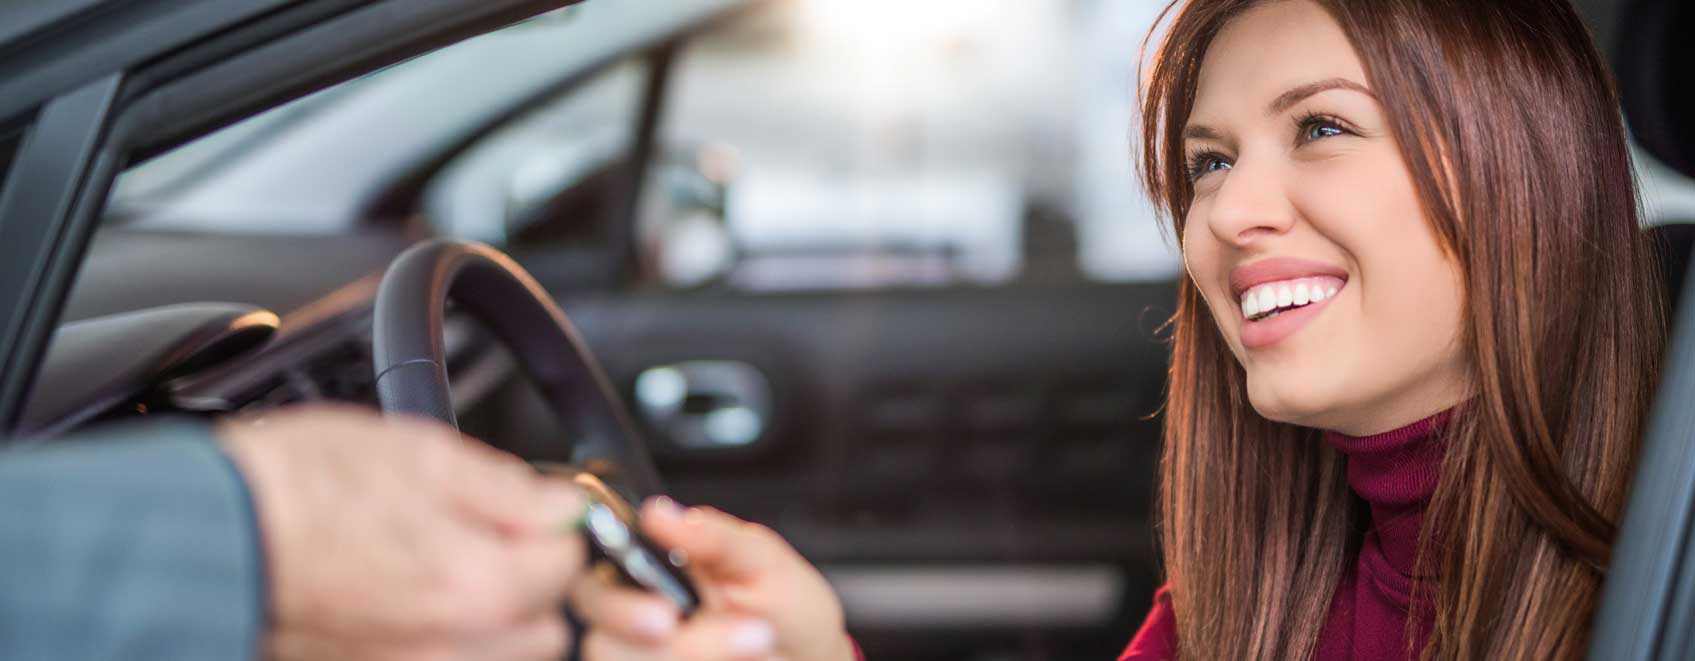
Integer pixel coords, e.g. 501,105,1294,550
370,239,663,498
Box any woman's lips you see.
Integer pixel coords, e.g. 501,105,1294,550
1227,257,1350,350
1238,282,1343,350
1229,257,1349,300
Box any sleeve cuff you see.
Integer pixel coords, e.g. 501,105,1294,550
210,433,271,635
0,421,268,660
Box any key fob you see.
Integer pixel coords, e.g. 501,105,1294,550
537,464,701,616
580,497,701,616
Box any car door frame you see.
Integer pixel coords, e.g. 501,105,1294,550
1588,262,1695,657
0,0,588,437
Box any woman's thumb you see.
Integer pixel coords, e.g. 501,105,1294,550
638,497,786,581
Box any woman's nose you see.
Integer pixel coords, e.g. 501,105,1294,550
1204,159,1296,247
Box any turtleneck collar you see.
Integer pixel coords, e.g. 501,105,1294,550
1324,411,1452,505
1323,409,1454,577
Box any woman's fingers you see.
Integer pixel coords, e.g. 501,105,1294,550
579,613,777,661
571,565,682,643
638,499,783,582
581,631,667,661
669,613,777,660
571,559,778,661
573,499,849,661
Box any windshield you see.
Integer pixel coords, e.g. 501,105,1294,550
105,0,731,235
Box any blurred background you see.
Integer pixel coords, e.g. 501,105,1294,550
65,0,1695,659
111,0,1187,288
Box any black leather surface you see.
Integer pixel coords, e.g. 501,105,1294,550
20,302,277,438
64,228,410,322
372,239,664,496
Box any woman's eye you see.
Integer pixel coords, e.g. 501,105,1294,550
1300,118,1348,143
1187,153,1232,180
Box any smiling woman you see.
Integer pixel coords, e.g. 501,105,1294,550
1177,7,1471,435
1130,0,1664,660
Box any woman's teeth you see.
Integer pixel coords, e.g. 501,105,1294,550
1240,278,1341,321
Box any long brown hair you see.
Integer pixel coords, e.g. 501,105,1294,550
1139,0,1665,659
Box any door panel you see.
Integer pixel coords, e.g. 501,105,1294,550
543,281,1175,658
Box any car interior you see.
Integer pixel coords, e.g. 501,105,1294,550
1,0,1692,659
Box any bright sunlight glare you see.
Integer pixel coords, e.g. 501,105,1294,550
796,0,1008,51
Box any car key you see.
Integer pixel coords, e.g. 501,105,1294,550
537,463,701,616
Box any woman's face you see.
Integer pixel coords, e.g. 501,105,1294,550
1180,0,1470,435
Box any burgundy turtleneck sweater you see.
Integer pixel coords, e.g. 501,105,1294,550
1119,411,1450,661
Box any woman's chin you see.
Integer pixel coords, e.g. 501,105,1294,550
1250,401,1324,428
1245,380,1346,429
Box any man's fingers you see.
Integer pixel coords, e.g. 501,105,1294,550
437,441,582,538
571,564,681,644
639,499,782,581
503,526,591,614
462,613,571,661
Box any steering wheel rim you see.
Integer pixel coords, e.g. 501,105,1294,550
371,239,663,497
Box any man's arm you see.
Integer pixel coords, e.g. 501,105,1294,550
0,423,265,661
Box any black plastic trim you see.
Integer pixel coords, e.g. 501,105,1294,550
0,75,123,438
0,0,303,126
18,303,278,439
113,0,585,165
1589,247,1695,659
0,128,23,186
612,45,678,283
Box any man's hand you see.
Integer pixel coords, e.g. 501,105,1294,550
218,405,586,661
572,499,857,661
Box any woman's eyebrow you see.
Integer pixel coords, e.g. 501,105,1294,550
1182,78,1376,142
1267,77,1376,116
1182,124,1223,143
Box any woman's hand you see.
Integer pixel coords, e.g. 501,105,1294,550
572,499,857,661
218,405,589,661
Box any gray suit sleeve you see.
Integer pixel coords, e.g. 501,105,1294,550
0,423,266,661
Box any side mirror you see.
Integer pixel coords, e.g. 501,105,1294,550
642,143,741,288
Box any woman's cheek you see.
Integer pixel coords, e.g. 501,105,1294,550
1180,221,1216,304
1180,223,1245,356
